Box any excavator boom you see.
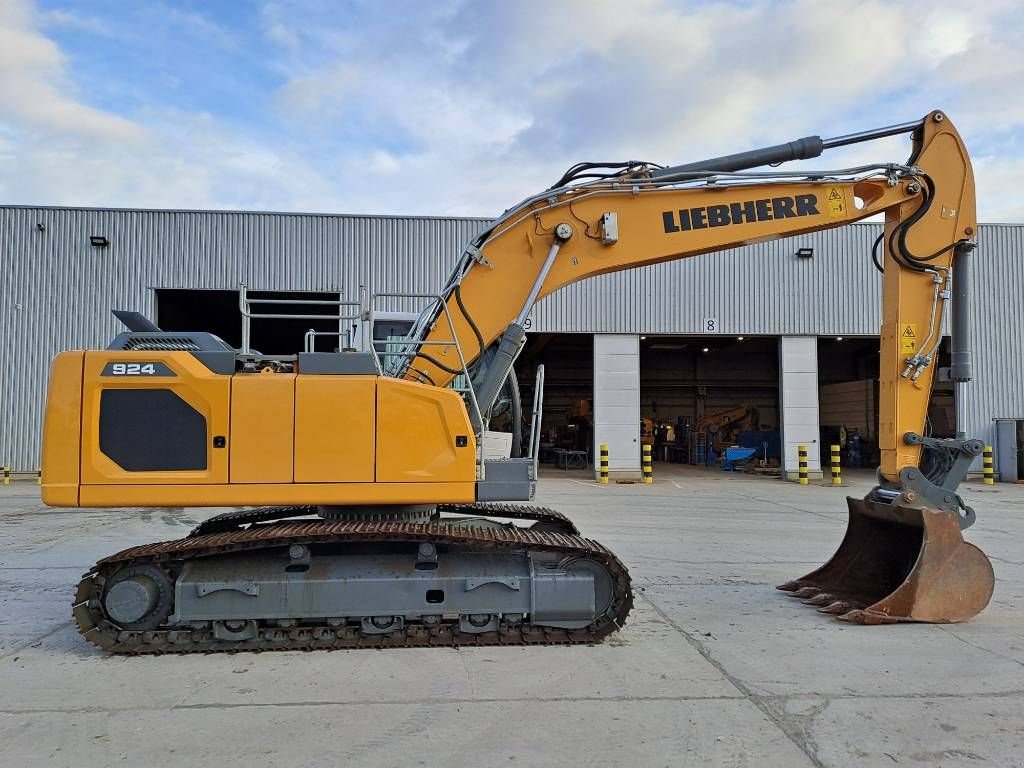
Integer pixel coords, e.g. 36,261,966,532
47,110,993,654
405,112,974,488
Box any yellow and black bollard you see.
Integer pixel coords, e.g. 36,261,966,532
2,466,9,486
37,469,42,485
830,444,842,486
642,444,653,484
983,445,994,485
798,445,808,485
599,443,609,484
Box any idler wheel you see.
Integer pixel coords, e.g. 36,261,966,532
103,565,173,630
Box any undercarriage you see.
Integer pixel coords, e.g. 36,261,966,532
74,504,633,654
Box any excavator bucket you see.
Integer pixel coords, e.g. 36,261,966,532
778,496,994,624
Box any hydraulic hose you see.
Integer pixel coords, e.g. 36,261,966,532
871,233,885,273
454,284,485,364
417,351,464,377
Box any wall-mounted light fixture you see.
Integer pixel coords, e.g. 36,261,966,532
36,222,46,232
89,235,110,248
796,247,814,258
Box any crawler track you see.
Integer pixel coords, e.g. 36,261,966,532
188,502,578,537
74,517,631,654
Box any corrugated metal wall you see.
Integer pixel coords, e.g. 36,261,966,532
530,224,885,335
2,206,1021,469
962,225,1024,465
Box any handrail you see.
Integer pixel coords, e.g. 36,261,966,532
238,282,359,354
303,324,360,353
233,282,487,442
530,364,545,478
370,291,485,436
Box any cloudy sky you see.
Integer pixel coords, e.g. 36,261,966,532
2,0,1022,219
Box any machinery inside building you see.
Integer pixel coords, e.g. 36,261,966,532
518,334,782,471
517,331,959,476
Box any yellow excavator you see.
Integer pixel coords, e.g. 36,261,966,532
45,109,994,653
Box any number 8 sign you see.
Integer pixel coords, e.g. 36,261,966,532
702,317,719,333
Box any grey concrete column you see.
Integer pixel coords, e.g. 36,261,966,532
593,334,640,480
779,336,822,480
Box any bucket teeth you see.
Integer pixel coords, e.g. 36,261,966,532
837,609,899,625
803,593,835,607
818,600,851,615
775,580,803,592
791,586,821,599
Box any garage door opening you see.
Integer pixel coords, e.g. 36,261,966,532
155,288,351,355
640,335,779,465
817,335,955,469
818,336,880,468
515,334,594,461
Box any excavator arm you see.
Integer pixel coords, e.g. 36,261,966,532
396,109,992,624
404,111,974,490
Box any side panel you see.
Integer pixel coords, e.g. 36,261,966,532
230,374,296,483
294,376,376,482
376,378,476,483
40,351,85,506
80,352,231,485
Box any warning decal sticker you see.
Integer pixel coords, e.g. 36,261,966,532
900,323,918,354
827,187,845,218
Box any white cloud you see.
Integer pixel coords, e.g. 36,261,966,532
40,9,117,38
259,2,302,49
1,0,1023,223
973,154,1024,222
253,0,1024,218
0,0,347,211
0,1,141,141
276,63,361,114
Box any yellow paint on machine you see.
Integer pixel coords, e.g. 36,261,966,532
230,373,295,483
295,376,376,483
40,351,85,506
42,349,478,507
77,481,476,508
42,111,977,504
78,351,231,486
376,377,476,483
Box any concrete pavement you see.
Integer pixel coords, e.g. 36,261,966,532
1,467,1021,767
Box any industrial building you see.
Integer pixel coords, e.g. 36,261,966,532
2,205,1022,481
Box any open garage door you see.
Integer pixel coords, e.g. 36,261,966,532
515,334,594,465
818,336,955,469
640,335,779,466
